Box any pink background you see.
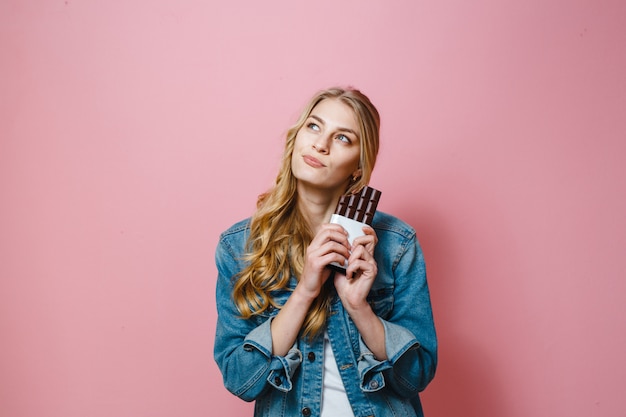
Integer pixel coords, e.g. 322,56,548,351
2,1,625,416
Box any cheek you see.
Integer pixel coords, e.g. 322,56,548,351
342,151,361,171
293,129,309,146
290,134,305,161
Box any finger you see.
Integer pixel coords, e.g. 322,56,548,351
347,245,377,274
361,225,377,240
346,258,377,280
351,226,378,251
313,225,350,248
347,244,372,263
320,252,350,271
320,241,351,260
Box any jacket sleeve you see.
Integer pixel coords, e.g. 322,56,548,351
357,233,437,397
213,236,303,402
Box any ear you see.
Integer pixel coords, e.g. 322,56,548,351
351,168,362,181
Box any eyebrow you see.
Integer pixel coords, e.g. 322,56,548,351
309,115,359,138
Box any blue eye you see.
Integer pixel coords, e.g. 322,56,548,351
337,134,350,143
307,123,320,131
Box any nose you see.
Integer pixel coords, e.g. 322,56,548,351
312,134,330,154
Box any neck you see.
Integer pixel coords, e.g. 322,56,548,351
296,184,346,234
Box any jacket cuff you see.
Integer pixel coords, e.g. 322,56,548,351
357,318,420,392
243,317,303,392
380,318,421,362
266,347,302,392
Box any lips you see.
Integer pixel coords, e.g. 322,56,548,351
303,155,325,168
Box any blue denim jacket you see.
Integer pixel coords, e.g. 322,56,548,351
214,211,437,417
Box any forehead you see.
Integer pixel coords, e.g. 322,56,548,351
310,98,359,131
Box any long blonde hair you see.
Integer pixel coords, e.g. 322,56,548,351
232,87,380,339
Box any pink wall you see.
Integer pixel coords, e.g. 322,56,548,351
1,1,625,416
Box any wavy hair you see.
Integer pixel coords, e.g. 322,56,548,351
232,87,380,339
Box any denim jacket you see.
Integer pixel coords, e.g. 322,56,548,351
214,211,437,417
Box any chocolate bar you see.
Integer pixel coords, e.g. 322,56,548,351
334,186,382,225
328,186,382,274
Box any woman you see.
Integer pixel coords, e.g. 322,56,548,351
214,87,437,417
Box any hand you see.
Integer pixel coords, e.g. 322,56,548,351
297,223,351,299
334,226,378,311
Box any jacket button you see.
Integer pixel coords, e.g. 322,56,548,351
302,407,311,416
307,352,316,361
369,380,379,389
274,376,282,386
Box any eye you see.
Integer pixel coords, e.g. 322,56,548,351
307,122,320,132
336,134,351,143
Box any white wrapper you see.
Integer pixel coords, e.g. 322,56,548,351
328,213,367,273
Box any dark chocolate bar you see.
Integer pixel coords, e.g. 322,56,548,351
334,186,382,225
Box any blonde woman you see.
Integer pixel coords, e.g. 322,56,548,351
214,87,437,417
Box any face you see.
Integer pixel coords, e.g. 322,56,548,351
291,98,362,195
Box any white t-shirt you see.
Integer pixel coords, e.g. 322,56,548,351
320,331,355,417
